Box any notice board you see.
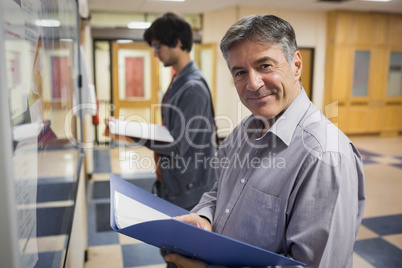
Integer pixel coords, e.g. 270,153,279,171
0,0,84,267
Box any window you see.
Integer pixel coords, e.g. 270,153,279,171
352,50,370,97
387,51,402,97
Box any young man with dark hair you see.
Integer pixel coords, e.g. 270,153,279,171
142,13,217,268
143,12,216,213
144,12,193,53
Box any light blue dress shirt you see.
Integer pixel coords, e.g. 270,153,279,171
192,89,366,267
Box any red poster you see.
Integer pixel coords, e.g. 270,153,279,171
125,57,144,98
51,56,70,100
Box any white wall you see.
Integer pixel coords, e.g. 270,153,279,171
203,7,327,132
82,23,96,175
203,7,249,136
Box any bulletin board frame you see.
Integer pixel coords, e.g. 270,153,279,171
0,0,86,267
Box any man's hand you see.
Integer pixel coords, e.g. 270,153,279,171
166,214,211,267
104,116,115,126
174,213,212,231
164,253,208,268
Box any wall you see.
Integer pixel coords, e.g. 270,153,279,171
81,21,96,175
203,7,327,132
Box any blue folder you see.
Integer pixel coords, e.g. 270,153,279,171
110,174,305,267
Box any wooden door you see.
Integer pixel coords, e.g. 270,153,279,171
111,42,160,124
194,43,217,107
299,48,314,100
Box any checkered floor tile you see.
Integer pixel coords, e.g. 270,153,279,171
83,142,402,268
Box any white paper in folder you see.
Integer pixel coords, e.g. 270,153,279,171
114,192,171,229
108,119,174,143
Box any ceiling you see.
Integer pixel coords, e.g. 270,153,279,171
87,0,402,15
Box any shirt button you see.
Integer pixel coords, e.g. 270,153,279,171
240,178,245,184
225,209,230,214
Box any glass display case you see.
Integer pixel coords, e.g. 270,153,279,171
0,0,85,267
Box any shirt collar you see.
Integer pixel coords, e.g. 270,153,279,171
174,61,196,80
243,88,311,147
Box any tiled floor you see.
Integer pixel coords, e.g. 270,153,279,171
84,136,402,268
23,148,78,267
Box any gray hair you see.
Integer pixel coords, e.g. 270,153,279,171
220,15,298,65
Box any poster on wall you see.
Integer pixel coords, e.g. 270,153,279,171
118,49,152,101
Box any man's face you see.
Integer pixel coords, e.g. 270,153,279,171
227,40,302,120
151,40,178,67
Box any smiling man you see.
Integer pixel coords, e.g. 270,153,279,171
165,15,366,268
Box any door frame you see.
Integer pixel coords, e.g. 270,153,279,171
111,41,160,123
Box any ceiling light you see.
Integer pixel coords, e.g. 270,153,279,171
151,0,185,2
35,19,61,27
127,21,152,29
361,0,391,2
116,39,134,44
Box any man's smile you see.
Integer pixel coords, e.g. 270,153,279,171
246,92,276,102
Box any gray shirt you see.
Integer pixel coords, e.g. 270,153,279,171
192,89,366,267
142,61,216,210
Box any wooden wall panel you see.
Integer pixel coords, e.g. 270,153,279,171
325,11,402,136
334,12,352,46
352,13,373,46
390,15,402,48
299,48,313,99
400,107,402,131
336,105,349,134
372,14,389,47
383,105,402,132
324,19,335,106
331,47,352,103
348,106,369,134
368,106,382,133
369,48,389,100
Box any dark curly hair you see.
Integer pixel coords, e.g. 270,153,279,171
143,12,193,52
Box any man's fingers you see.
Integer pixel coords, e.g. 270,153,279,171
164,253,180,263
174,213,212,231
164,253,207,268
